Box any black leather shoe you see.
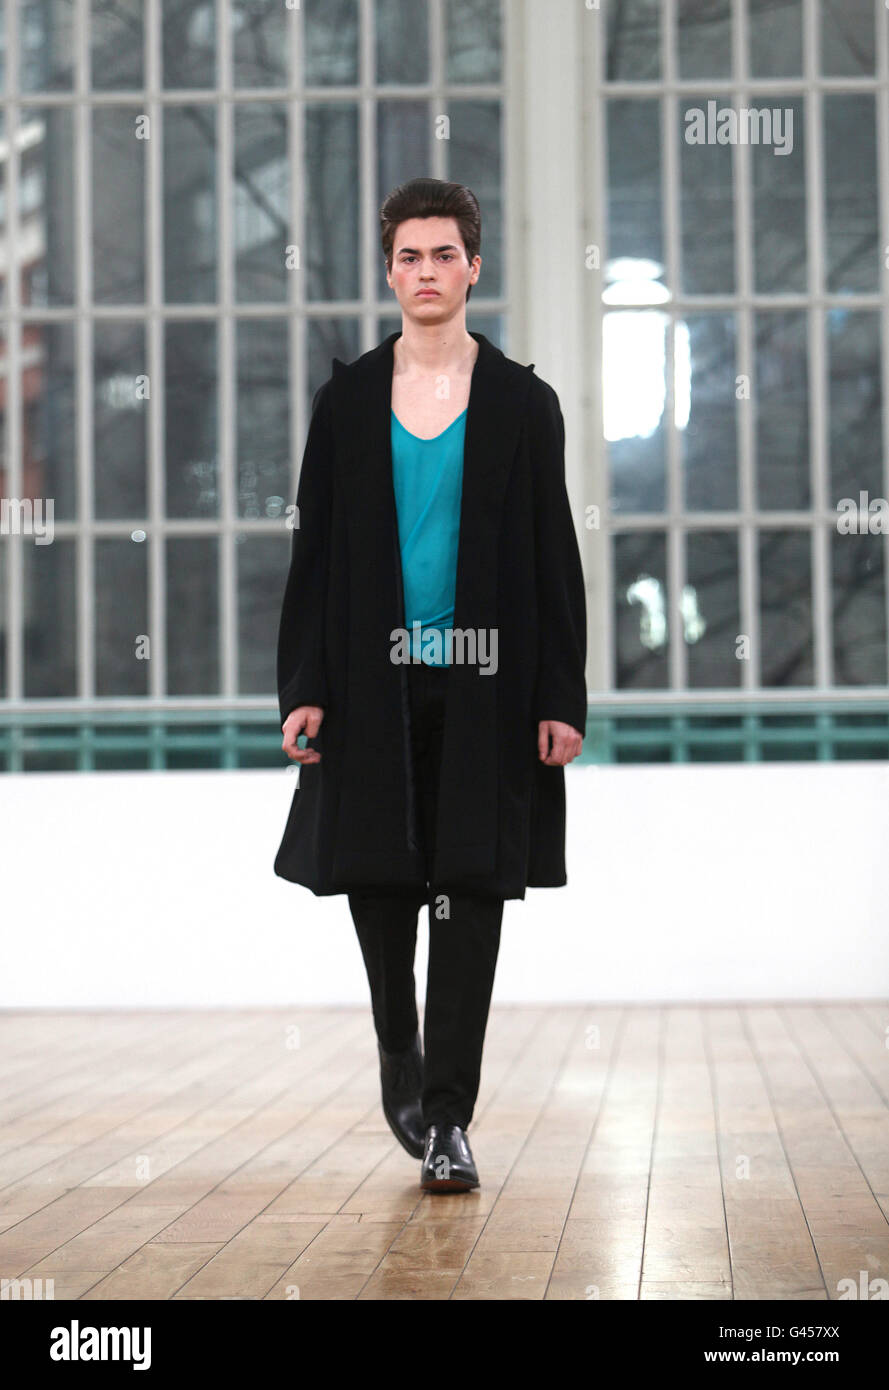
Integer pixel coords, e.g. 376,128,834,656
420,1123,479,1192
378,1032,425,1159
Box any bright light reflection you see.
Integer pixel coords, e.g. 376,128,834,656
681,585,707,643
626,575,667,651
603,260,691,442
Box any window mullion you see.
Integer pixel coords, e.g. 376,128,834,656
804,0,831,688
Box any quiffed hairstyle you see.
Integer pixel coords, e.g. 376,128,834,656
380,178,481,301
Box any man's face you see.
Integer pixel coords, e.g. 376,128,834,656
386,216,480,322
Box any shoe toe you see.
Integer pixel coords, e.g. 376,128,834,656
420,1124,479,1191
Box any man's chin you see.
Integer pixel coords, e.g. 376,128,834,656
404,299,454,324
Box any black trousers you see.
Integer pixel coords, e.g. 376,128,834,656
348,658,503,1131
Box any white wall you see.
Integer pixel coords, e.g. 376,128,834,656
4,762,887,1007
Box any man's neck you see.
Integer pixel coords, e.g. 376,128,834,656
393,320,478,377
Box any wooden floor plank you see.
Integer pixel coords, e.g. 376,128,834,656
705,1006,825,1300
0,1014,237,1163
450,1006,592,1299
0,1013,192,1136
2,1012,356,1278
0,1013,274,1217
0,1013,107,1095
859,1003,889,1041
637,1008,732,1298
744,1005,889,1301
73,1013,379,1297
781,1005,889,1222
80,1242,227,1301
546,1005,652,1299
0,1004,886,1300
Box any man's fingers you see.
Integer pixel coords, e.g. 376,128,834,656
547,734,570,765
281,708,324,763
303,710,323,738
282,739,321,763
281,737,321,763
537,722,583,766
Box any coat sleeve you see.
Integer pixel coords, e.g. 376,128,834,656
527,376,588,737
276,379,333,727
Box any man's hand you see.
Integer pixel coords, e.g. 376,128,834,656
537,719,583,767
282,706,325,763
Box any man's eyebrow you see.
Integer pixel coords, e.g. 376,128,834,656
396,244,460,255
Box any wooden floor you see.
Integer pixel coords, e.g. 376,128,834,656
0,1004,887,1300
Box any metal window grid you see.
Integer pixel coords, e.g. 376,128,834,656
587,0,889,701
3,0,888,769
0,0,507,707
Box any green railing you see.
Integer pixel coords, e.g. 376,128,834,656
0,694,887,771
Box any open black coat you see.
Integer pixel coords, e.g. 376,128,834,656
274,330,587,901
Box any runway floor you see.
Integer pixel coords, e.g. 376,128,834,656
0,1003,887,1300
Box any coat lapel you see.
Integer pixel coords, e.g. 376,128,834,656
329,330,536,884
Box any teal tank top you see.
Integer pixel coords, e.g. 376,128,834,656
391,407,467,667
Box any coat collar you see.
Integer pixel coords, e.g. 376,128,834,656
330,328,532,419
328,328,536,635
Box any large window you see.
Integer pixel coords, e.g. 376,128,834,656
601,0,886,702
0,0,505,768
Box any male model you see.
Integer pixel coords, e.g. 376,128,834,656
275,177,587,1192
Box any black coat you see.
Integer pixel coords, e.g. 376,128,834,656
274,330,587,901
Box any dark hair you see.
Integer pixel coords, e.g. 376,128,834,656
380,178,481,302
